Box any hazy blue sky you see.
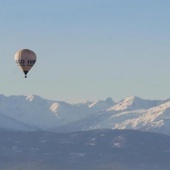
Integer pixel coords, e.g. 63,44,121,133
1,0,170,102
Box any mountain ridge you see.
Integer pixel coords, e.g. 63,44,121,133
0,94,170,135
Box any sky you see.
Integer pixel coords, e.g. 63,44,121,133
0,0,170,103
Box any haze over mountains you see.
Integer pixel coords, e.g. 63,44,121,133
0,94,170,136
1,94,170,170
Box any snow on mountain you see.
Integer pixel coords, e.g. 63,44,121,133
107,99,170,132
1,94,170,136
88,97,115,111
52,96,170,135
108,96,169,111
0,95,62,129
0,94,115,130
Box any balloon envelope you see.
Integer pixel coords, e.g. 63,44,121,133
15,49,36,78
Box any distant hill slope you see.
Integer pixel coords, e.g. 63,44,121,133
0,129,170,170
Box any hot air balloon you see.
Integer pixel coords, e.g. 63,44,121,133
15,49,37,78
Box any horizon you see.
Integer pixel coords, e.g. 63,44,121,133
1,0,170,102
1,93,170,104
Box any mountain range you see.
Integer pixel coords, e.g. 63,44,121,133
1,94,170,170
0,94,170,135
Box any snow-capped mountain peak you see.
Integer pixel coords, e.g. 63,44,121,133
108,96,170,111
26,95,35,102
1,94,170,136
88,97,115,111
108,96,142,111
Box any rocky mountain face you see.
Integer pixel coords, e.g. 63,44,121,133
0,129,170,170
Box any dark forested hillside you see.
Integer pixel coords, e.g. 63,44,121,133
0,129,170,170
